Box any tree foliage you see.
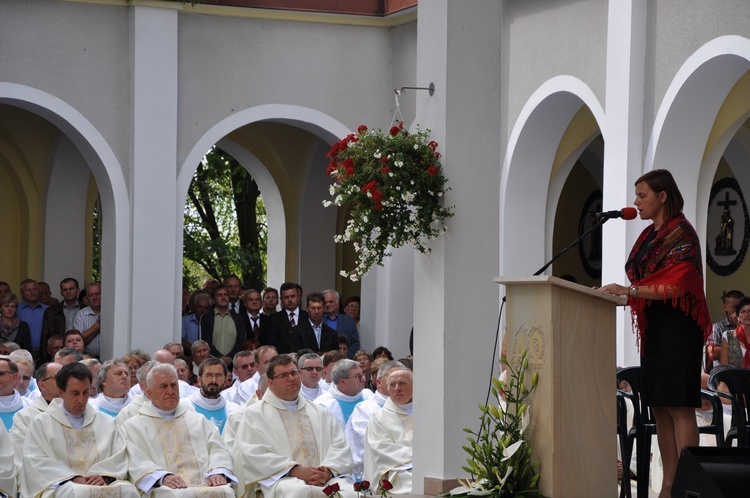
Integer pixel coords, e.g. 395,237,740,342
183,146,267,289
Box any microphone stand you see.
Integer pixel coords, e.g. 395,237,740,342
533,216,609,276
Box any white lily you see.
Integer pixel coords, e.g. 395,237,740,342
501,440,524,462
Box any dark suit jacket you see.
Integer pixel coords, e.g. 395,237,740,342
267,308,309,354
41,303,67,362
290,319,338,354
200,308,246,359
242,312,270,350
327,313,360,358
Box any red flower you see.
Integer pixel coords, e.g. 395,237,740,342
344,158,354,169
433,152,442,159
427,165,438,176
380,156,388,163
381,166,390,174
358,124,368,134
346,166,355,177
354,480,370,491
374,201,383,211
389,125,400,137
326,162,337,175
371,190,382,202
380,479,393,490
428,140,439,151
323,482,341,496
361,181,378,193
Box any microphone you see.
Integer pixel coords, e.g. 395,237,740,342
592,207,638,220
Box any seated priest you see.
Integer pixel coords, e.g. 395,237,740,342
0,427,15,498
187,357,239,434
21,362,139,497
364,368,414,494
122,363,237,496
233,354,356,498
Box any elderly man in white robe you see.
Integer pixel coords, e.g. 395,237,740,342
21,362,139,497
364,368,414,494
345,361,405,476
315,359,373,430
122,363,236,496
233,354,356,498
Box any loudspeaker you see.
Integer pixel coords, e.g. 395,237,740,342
672,446,750,498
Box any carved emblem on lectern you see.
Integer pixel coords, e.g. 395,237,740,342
509,324,545,373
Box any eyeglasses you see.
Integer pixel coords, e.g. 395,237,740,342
300,366,323,372
388,381,412,390
40,376,56,382
0,371,13,377
237,363,257,369
346,373,366,381
271,370,301,380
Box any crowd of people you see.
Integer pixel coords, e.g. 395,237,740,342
0,277,414,497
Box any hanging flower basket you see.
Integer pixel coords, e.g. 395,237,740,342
323,122,454,281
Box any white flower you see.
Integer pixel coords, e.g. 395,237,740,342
322,200,332,207
414,144,419,150
388,172,394,177
374,150,382,159
395,160,404,167
501,440,524,462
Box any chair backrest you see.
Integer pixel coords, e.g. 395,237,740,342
708,368,750,446
617,366,655,427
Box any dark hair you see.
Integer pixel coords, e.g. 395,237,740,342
280,282,299,294
57,362,92,391
212,285,228,300
724,290,745,302
338,334,349,346
55,347,84,362
60,277,79,289
634,169,684,222
262,287,278,298
736,296,750,315
372,346,394,361
306,292,325,307
266,354,295,379
198,357,227,377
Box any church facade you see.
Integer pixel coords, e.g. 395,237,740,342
3,0,750,492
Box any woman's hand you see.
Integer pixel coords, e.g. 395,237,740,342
597,283,629,297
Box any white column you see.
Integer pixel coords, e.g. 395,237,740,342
128,6,179,354
412,1,503,493
602,0,647,366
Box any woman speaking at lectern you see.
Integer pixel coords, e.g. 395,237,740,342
599,169,711,498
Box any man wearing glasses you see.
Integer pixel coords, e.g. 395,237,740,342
298,353,325,401
314,359,374,430
221,351,257,405
233,354,356,497
0,358,29,431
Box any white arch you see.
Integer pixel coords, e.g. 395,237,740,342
0,82,131,357
499,76,606,277
647,36,750,224
176,104,351,287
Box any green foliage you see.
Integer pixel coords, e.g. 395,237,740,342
446,352,544,498
324,122,454,281
183,146,267,289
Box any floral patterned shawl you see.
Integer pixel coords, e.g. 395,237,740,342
625,213,712,350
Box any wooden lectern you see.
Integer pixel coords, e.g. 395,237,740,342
495,275,624,498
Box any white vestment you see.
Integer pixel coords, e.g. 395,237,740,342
221,397,258,451
21,399,138,498
233,389,356,498
115,395,194,427
0,390,30,432
344,391,387,475
10,395,51,490
122,401,236,497
129,380,196,399
0,428,14,498
233,373,259,405
314,385,374,430
90,392,134,418
364,398,413,494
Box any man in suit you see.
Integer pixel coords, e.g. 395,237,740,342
223,275,244,315
267,282,308,354
291,292,338,354
40,278,81,364
323,290,360,359
200,286,246,365
242,289,269,350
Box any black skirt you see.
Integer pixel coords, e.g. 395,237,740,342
640,300,703,408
